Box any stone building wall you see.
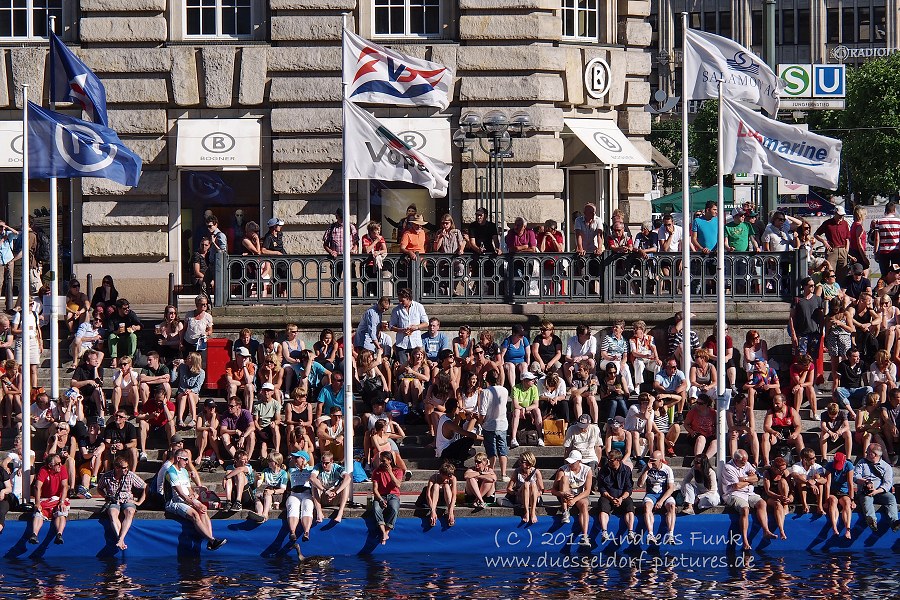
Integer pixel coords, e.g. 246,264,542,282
0,0,653,301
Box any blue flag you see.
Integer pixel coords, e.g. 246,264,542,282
27,102,142,187
49,31,108,126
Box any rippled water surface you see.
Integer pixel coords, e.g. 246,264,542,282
1,552,898,599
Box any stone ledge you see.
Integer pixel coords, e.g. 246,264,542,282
104,77,169,104
271,15,343,41
82,201,169,227
459,74,564,102
456,45,566,72
459,14,560,41
81,171,168,196
460,0,559,8
107,109,168,134
81,0,166,10
272,138,343,164
83,231,168,259
76,48,173,73
269,0,357,8
267,46,341,72
79,16,168,43
271,107,342,133
269,77,342,102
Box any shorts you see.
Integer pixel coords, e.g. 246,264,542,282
39,497,69,520
725,493,763,510
79,464,93,479
597,495,635,515
286,491,314,519
483,429,508,459
643,492,676,507
165,500,193,518
107,501,137,512
258,424,276,442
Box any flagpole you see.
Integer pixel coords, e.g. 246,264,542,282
681,11,692,382
340,14,355,495
48,15,60,408
20,85,32,503
715,82,727,465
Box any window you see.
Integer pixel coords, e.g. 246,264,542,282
0,0,61,39
703,11,716,34
718,11,731,39
842,8,855,43
797,9,810,45
781,9,794,45
751,10,762,46
374,0,441,38
874,7,886,40
185,0,252,37
859,7,871,43
827,8,839,44
562,0,598,40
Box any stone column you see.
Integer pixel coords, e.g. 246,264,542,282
810,0,828,63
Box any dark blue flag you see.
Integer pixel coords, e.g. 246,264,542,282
27,102,142,187
49,31,108,126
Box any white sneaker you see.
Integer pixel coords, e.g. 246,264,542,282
560,511,571,524
509,440,520,449
537,439,545,447
139,451,148,462
501,475,511,483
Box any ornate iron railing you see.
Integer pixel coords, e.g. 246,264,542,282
213,250,806,306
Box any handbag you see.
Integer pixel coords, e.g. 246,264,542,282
543,419,566,447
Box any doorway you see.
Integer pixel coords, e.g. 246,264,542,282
564,167,612,248
178,169,261,282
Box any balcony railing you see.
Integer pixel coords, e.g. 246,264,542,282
212,250,807,306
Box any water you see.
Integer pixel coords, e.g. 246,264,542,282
1,552,899,599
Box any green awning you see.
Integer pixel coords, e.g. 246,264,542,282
652,185,735,214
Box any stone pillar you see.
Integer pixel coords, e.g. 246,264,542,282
810,0,828,63
732,0,753,48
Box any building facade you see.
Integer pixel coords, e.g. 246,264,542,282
0,0,654,302
652,0,900,98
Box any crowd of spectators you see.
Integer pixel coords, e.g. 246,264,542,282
4,203,900,552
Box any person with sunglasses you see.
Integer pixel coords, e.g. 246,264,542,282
98,457,146,550
165,450,227,551
310,450,352,524
27,452,70,545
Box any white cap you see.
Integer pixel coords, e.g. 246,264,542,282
267,217,285,228
236,346,251,357
521,371,537,381
261,382,275,391
566,450,583,464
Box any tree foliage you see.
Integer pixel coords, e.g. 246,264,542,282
650,101,720,190
808,53,900,200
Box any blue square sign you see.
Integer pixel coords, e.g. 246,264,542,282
813,65,845,98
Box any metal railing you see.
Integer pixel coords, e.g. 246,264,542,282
213,250,806,306
602,250,807,303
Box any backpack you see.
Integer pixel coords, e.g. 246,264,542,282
33,228,50,265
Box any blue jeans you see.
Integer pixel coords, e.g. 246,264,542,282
858,490,899,522
836,386,872,410
374,493,400,530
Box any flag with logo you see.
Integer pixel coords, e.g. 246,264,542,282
342,29,453,110
684,28,783,115
343,99,449,198
49,31,108,126
720,97,841,190
27,102,142,187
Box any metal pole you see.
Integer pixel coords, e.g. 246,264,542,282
761,0,778,217
681,12,692,380
340,14,355,498
716,83,727,465
48,15,59,407
21,84,32,502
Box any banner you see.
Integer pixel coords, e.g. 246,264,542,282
343,29,453,110
49,32,108,126
720,97,842,190
684,28,783,115
27,102,142,187
343,100,449,198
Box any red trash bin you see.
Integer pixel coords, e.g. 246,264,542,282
204,337,232,392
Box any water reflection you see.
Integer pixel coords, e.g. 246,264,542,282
0,552,898,599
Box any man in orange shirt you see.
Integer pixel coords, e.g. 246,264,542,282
400,215,428,260
222,347,257,409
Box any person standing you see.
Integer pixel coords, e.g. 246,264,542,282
478,369,510,482
871,201,900,276
815,206,851,280
0,220,19,311
205,215,228,297
389,288,428,364
354,295,391,353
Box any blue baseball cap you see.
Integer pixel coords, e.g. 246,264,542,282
291,450,311,462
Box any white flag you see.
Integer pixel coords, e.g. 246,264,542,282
684,28,783,115
343,100,450,198
343,29,454,110
721,97,842,190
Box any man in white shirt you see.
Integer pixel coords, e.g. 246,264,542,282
388,288,428,365
574,203,604,255
637,450,677,544
761,211,801,252
563,324,597,383
478,369,510,482
721,449,776,550
656,213,683,253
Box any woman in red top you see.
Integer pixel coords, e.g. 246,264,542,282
761,393,804,466
789,353,817,414
371,451,403,544
537,219,566,295
684,394,717,459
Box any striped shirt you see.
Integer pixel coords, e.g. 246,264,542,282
874,214,900,253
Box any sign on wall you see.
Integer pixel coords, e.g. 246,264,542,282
584,57,612,100
176,119,262,167
0,122,24,167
